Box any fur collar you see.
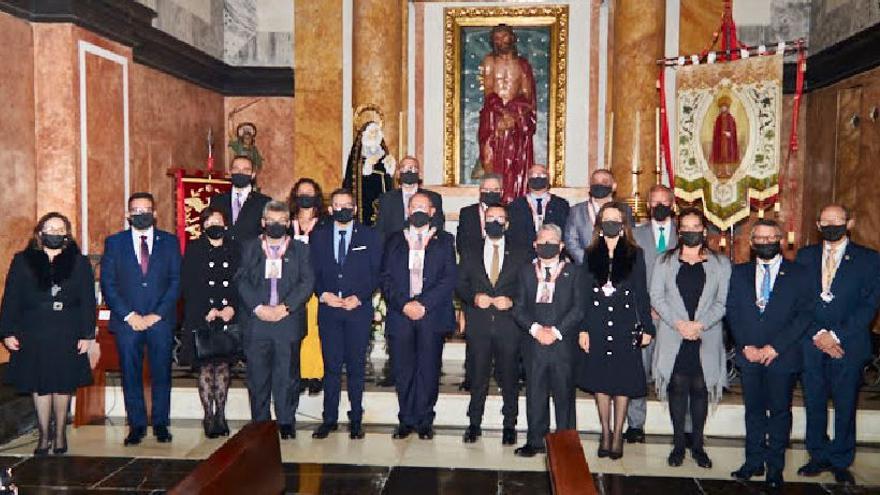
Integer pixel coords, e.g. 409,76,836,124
586,239,636,285
23,243,81,291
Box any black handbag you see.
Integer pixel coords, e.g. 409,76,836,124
193,321,242,361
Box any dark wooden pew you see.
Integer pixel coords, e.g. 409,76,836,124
546,429,597,495
169,421,285,495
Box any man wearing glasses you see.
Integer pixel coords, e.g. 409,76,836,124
725,219,812,490
100,192,181,446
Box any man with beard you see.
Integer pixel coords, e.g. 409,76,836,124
343,121,397,226
478,24,537,204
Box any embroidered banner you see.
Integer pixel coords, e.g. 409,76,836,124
175,174,231,250
674,54,783,230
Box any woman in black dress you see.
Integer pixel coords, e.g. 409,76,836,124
181,207,240,438
0,212,96,455
576,202,654,459
288,178,329,395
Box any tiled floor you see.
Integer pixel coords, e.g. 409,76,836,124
0,425,879,493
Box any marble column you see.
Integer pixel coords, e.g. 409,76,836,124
609,0,665,204
352,0,404,160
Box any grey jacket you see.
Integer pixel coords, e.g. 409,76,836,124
633,221,677,288
650,252,730,404
564,200,634,265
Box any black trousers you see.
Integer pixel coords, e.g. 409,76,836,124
244,326,302,426
668,370,708,452
740,367,797,474
524,339,575,448
466,315,522,428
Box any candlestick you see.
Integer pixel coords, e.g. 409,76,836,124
757,208,764,219
787,231,795,244
631,111,640,196
773,202,781,213
607,112,614,169
655,107,661,181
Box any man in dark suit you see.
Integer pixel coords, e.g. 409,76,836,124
456,173,504,255
457,204,530,446
101,192,181,446
374,156,445,241
237,201,315,440
564,169,633,264
726,219,813,490
508,164,570,252
381,192,456,440
310,188,382,440
626,184,677,444
512,224,582,457
210,155,271,242
795,204,880,485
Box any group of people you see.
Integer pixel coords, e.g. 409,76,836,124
0,154,877,491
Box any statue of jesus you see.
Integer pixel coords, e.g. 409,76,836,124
478,24,537,204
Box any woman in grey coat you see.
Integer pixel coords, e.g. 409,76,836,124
650,208,730,469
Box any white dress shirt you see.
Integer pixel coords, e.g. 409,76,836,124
529,258,564,341
754,254,783,300
401,184,419,219
527,192,551,231
131,226,154,263
651,219,673,249
483,236,505,280
232,185,252,204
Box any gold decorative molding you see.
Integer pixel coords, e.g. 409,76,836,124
443,6,569,187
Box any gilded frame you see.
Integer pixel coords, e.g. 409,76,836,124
443,6,568,186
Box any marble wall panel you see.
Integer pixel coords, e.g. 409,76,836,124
811,0,880,53
224,0,293,67
138,0,225,60
224,96,295,202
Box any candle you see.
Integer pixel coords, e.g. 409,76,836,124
788,231,795,244
774,202,781,213
607,112,614,168
655,107,661,179
757,208,764,219
631,111,640,196
719,236,727,247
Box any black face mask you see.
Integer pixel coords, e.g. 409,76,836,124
204,225,226,240
590,184,613,199
332,208,354,224
480,191,502,207
753,242,781,260
600,220,623,238
296,195,317,209
230,173,252,189
679,231,704,247
41,233,67,249
130,213,155,230
265,222,288,239
409,211,431,228
400,171,420,185
651,204,673,222
484,221,505,239
536,243,561,260
819,225,847,243
528,177,549,191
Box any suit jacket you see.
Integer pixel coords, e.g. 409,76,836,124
373,188,446,241
310,221,382,314
210,190,272,242
236,237,315,337
508,195,570,249
796,241,880,366
564,200,634,265
380,230,457,333
100,229,182,333
633,221,677,287
512,261,583,340
456,236,532,330
456,203,483,255
725,259,813,373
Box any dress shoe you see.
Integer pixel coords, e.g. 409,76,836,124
597,432,611,458
462,425,481,443
691,449,713,469
418,425,435,440
124,427,146,446
623,427,645,444
731,464,765,481
203,417,218,439
391,424,412,439
797,459,831,477
765,471,784,490
608,446,624,460
514,444,546,457
502,428,516,446
308,379,323,396
154,426,173,443
667,448,685,467
279,424,296,440
377,376,395,387
312,423,338,439
349,422,365,439
833,468,855,485
216,414,230,436
458,380,471,392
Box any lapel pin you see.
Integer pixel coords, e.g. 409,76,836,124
845,255,850,261
779,271,785,276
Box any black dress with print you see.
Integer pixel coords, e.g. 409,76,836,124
576,241,655,398
180,237,240,368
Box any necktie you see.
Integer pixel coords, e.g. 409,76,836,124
535,197,544,216
139,235,149,275
657,226,667,253
403,193,412,219
823,245,838,293
232,192,243,224
489,244,500,286
338,230,348,266
760,263,772,312
410,233,424,297
269,245,280,305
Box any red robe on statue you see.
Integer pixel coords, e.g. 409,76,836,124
478,58,537,204
710,111,739,165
